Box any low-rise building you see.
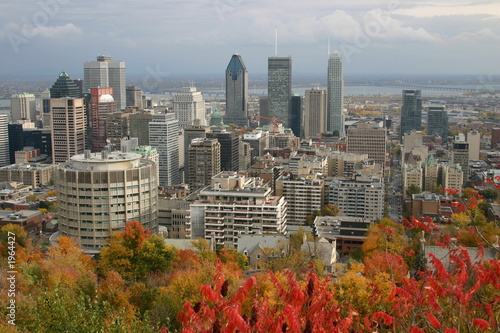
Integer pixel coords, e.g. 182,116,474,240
0,209,42,233
313,216,371,257
0,163,56,186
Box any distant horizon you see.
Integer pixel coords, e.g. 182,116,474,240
1,72,499,82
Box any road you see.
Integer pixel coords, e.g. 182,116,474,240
388,155,403,222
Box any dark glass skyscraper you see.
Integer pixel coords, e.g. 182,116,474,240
427,106,448,143
268,56,292,127
290,94,302,138
207,128,240,171
50,71,81,98
400,90,422,139
225,54,248,127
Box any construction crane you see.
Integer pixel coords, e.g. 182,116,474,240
256,115,284,134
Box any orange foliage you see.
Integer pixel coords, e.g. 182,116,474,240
363,251,408,282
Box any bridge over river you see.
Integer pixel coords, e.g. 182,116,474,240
369,83,478,93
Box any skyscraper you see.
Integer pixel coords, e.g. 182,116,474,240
50,71,80,99
50,98,86,163
88,87,117,152
172,87,206,129
40,89,51,128
225,54,248,127
207,128,240,171
83,55,126,110
327,52,344,136
303,88,327,139
268,56,292,127
400,90,422,139
129,112,153,146
452,142,469,185
126,86,143,109
187,138,221,191
10,93,36,122
427,106,448,143
0,114,9,167
149,113,180,186
106,112,130,150
183,119,209,168
290,94,302,138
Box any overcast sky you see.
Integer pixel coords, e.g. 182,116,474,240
0,0,499,79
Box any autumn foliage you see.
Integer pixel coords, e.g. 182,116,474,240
178,248,499,332
0,215,499,332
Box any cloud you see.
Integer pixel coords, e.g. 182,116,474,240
392,2,500,18
359,9,443,43
0,22,82,41
453,28,500,41
32,23,82,39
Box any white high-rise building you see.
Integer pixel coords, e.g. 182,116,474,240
327,52,344,137
50,98,86,163
56,151,158,252
467,131,480,160
84,55,126,110
329,175,384,222
275,175,324,225
190,172,288,248
149,113,180,186
173,87,206,129
0,114,9,167
11,93,36,122
303,88,327,139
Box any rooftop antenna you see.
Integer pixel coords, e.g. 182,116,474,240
328,36,330,56
274,25,278,56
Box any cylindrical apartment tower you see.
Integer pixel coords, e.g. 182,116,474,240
56,150,158,252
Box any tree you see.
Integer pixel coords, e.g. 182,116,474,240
406,184,421,197
362,218,410,263
45,190,57,197
480,187,498,201
305,204,340,226
98,221,175,280
26,193,38,202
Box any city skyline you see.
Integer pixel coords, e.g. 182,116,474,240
0,1,499,78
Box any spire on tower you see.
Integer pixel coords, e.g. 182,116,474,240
274,25,278,56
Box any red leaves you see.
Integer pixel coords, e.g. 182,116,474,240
371,312,394,326
178,241,500,333
200,285,220,304
473,318,490,331
403,216,439,232
223,307,249,333
425,312,441,329
364,251,408,282
443,328,458,333
444,188,459,196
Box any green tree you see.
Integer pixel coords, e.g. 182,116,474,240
406,184,421,197
480,187,498,201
